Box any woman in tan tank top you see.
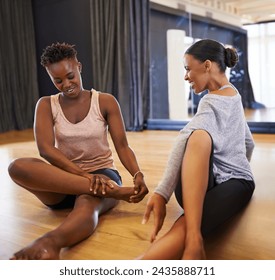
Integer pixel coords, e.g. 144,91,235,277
8,42,148,260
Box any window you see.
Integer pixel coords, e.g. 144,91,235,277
244,23,275,108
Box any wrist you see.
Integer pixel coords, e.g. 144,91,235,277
154,192,168,204
133,170,144,183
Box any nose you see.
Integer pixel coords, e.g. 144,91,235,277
63,79,71,89
184,72,189,81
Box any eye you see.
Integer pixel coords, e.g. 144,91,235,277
55,79,62,84
68,74,75,80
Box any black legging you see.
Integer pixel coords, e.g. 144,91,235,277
174,140,255,237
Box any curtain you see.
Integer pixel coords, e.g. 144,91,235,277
0,0,39,133
90,0,150,131
230,33,256,109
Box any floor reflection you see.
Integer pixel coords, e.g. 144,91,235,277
245,108,275,122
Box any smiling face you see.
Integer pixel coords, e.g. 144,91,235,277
183,54,210,94
46,58,83,99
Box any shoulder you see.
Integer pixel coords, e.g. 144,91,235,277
98,92,120,110
196,94,215,110
34,96,54,120
35,94,60,114
36,95,51,108
98,92,118,103
95,91,121,119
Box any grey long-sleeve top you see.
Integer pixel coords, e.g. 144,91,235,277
154,90,255,203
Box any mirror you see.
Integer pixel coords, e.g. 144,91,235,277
148,4,275,133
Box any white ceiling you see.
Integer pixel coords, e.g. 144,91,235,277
198,0,275,24
151,0,275,26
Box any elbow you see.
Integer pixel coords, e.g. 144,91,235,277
37,146,52,161
39,150,47,159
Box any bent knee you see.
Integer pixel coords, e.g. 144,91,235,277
8,158,40,179
8,158,25,178
186,130,212,156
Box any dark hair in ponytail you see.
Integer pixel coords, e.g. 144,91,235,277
185,39,238,72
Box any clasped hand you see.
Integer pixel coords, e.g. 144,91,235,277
82,173,148,203
84,173,114,195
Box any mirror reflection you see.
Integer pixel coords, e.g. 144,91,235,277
148,5,274,131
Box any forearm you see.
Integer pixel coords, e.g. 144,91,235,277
39,146,86,176
117,145,142,177
155,133,188,202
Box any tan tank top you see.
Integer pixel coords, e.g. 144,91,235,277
50,89,115,172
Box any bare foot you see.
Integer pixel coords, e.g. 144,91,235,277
107,181,137,202
10,235,60,260
92,180,136,202
182,236,206,260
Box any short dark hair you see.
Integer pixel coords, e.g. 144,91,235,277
40,42,77,67
185,39,239,72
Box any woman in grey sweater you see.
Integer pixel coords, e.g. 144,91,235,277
140,39,255,260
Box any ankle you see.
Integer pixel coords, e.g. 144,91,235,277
43,232,63,249
185,232,203,247
186,229,203,240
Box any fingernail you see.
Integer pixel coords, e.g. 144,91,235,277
134,190,138,194
141,219,146,224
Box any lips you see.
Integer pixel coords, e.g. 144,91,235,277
64,87,77,96
66,88,74,94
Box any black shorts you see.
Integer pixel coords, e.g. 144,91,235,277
46,168,122,210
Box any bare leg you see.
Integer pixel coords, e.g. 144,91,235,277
8,158,135,259
10,194,116,260
138,130,211,260
8,157,135,204
138,216,186,260
181,130,211,260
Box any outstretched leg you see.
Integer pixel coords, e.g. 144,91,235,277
10,194,116,260
8,158,136,260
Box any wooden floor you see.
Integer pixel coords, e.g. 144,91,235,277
0,129,275,260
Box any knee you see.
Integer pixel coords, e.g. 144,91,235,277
8,158,24,179
187,130,212,151
8,158,34,180
75,194,101,211
76,194,117,215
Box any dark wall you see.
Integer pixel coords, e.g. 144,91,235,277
32,0,92,97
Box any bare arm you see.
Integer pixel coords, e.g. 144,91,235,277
99,93,148,201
